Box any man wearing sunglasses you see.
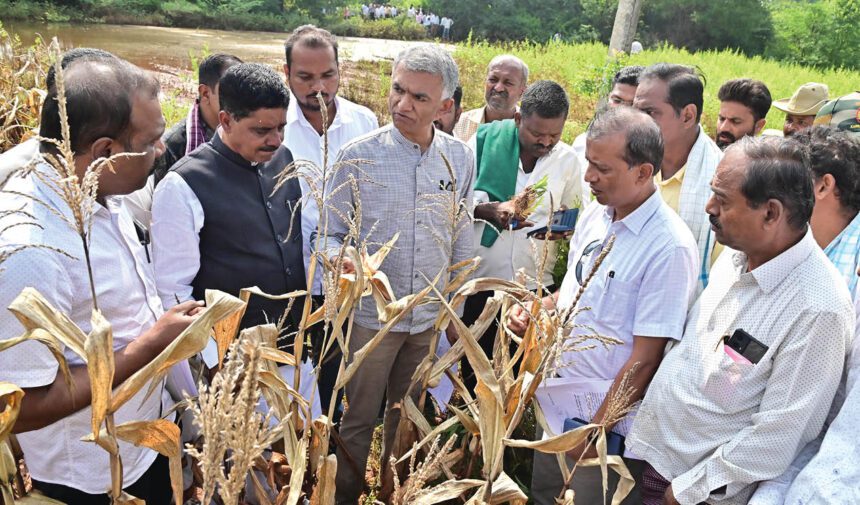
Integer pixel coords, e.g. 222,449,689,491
509,106,699,503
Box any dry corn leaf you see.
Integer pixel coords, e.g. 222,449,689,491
282,433,309,505
431,285,504,407
504,423,634,505
0,383,24,505
448,404,480,436
0,382,24,442
310,453,337,505
1,439,15,505
213,289,251,368
335,281,435,390
486,471,528,505
308,416,332,476
113,419,184,505
84,309,114,442
428,295,501,386
401,396,433,438
394,415,460,465
412,478,484,505
109,289,245,413
364,232,399,271
220,286,307,367
443,257,482,296
474,380,505,480
0,329,75,397
7,287,87,358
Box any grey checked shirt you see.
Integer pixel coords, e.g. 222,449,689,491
321,124,475,334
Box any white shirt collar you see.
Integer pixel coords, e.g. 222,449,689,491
730,228,816,293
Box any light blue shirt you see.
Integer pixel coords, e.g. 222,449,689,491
823,211,860,295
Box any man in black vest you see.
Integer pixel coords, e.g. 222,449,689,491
151,63,305,349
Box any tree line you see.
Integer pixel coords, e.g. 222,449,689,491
4,0,858,70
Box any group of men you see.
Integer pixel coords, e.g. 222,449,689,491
359,3,398,20
1,22,859,505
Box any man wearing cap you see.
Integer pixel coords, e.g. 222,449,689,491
814,91,860,136
773,82,829,137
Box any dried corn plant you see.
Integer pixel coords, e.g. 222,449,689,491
0,51,639,505
0,22,50,153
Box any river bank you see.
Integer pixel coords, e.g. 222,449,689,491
0,0,426,40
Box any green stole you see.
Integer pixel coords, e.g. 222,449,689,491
474,119,520,247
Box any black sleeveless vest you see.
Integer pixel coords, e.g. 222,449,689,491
173,134,306,334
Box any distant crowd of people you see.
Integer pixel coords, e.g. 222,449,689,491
351,4,455,40
1,21,859,505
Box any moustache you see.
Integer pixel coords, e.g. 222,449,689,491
709,214,721,230
307,94,330,102
489,90,509,99
259,146,278,152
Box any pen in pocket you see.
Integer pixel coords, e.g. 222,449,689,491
605,270,615,290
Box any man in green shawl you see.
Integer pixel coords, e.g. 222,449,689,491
459,80,586,388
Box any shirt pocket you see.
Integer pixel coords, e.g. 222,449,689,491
703,347,761,413
597,277,637,328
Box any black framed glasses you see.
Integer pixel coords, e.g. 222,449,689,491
575,239,603,285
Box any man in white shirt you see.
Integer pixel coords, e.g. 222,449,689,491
0,55,202,504
634,64,723,289
282,25,379,297
453,55,528,141
508,106,699,504
627,136,854,505
281,24,378,411
749,126,860,504
462,80,586,388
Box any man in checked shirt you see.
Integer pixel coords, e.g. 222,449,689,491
321,45,474,504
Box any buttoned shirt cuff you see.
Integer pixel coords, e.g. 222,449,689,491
671,465,717,505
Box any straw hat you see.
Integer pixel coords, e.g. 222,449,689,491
773,82,830,115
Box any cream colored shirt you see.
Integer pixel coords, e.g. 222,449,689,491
627,231,854,505
453,106,487,142
656,165,724,264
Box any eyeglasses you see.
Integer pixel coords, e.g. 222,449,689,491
575,239,603,285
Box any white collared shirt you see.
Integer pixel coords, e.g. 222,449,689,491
467,138,588,288
628,231,854,505
0,137,39,183
0,162,169,493
556,189,698,383
283,94,378,295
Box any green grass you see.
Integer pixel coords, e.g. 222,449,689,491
453,40,860,144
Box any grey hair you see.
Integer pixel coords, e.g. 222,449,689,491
488,54,529,83
587,106,664,176
393,45,459,100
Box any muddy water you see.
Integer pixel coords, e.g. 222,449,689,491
5,21,440,72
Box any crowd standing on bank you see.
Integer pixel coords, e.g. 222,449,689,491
0,22,859,505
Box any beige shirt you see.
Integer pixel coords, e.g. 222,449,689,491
628,231,854,505
452,106,487,142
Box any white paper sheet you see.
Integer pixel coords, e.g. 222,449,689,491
534,376,635,437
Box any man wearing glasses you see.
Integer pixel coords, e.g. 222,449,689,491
508,106,699,503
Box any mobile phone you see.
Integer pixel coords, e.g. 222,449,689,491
526,208,580,238
563,417,625,456
726,328,768,364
